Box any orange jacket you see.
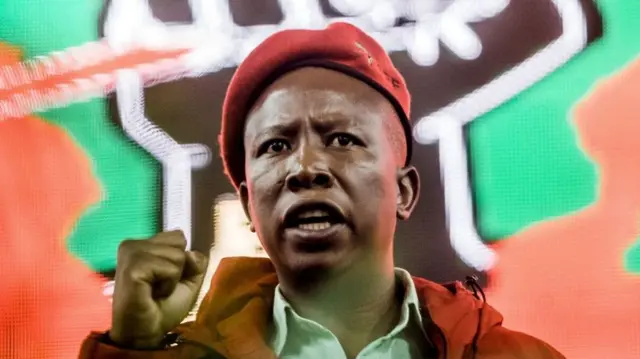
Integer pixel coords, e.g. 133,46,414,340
79,257,564,359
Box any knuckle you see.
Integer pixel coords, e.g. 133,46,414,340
117,239,137,259
115,237,187,278
124,254,162,281
165,263,182,278
119,252,150,279
167,247,187,262
117,239,151,259
156,230,187,244
118,239,134,250
126,265,148,283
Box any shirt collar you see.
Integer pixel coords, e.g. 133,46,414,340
269,268,423,356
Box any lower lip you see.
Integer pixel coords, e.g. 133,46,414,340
284,223,347,242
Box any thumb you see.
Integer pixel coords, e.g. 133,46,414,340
181,251,209,287
190,251,209,274
158,252,209,329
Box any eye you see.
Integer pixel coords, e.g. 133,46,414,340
258,139,291,156
328,133,361,147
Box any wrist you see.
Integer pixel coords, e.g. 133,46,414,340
106,330,167,350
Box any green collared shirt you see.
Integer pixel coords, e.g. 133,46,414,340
269,268,430,358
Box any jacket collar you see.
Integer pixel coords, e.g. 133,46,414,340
269,267,425,356
179,257,504,359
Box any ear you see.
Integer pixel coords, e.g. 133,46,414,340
396,166,420,220
238,182,255,232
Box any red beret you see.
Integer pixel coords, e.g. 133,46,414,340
220,22,412,189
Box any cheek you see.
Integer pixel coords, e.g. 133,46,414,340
348,163,397,218
364,172,399,239
246,164,286,226
246,187,278,256
246,188,270,230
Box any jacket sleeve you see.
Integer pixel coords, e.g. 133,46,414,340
475,326,566,359
78,327,215,359
78,332,183,359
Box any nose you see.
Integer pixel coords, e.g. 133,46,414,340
285,144,333,192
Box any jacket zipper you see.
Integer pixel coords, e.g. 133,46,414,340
419,308,448,359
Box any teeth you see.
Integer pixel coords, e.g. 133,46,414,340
298,222,331,231
298,210,330,219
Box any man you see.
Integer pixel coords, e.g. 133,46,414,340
79,23,564,359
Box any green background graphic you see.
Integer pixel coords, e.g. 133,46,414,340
0,0,160,272
468,0,640,272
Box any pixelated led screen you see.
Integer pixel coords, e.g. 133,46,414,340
0,0,639,358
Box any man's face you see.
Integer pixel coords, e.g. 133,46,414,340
240,67,419,279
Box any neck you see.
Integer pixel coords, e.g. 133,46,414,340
279,257,400,357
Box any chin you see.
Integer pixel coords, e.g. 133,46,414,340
280,250,352,286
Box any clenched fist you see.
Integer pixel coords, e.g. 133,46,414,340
109,231,208,349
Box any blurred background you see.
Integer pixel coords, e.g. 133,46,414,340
0,0,639,357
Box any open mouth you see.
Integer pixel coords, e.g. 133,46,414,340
284,202,346,232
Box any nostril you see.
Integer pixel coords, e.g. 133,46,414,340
286,172,311,190
313,173,331,187
286,169,333,191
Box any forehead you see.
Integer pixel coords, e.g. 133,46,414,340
244,67,393,138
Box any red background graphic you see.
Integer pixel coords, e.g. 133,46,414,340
0,42,110,359
486,58,640,358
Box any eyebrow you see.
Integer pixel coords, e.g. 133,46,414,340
247,109,372,148
258,123,285,133
246,121,294,146
263,112,344,131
